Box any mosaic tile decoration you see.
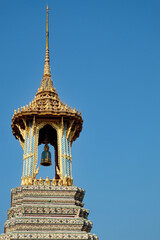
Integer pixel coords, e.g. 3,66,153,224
0,186,98,240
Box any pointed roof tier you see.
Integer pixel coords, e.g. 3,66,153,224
11,6,83,144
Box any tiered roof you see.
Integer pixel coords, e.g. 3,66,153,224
11,6,83,143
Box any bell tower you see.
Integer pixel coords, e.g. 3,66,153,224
0,6,99,240
11,6,83,187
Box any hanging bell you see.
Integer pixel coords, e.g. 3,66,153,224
40,144,52,166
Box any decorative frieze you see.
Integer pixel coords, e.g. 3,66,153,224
0,232,98,240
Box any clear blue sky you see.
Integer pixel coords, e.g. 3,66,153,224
0,0,160,239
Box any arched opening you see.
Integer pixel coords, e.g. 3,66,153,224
38,124,59,179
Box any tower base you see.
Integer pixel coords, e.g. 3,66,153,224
0,185,98,240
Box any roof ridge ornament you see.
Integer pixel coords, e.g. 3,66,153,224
43,5,51,77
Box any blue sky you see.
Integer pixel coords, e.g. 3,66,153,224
0,0,160,239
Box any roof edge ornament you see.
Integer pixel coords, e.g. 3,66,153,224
43,5,51,78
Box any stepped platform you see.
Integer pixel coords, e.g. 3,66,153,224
0,185,98,240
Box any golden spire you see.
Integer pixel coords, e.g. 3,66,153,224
43,5,51,77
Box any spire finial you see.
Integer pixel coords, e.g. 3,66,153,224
43,5,51,77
